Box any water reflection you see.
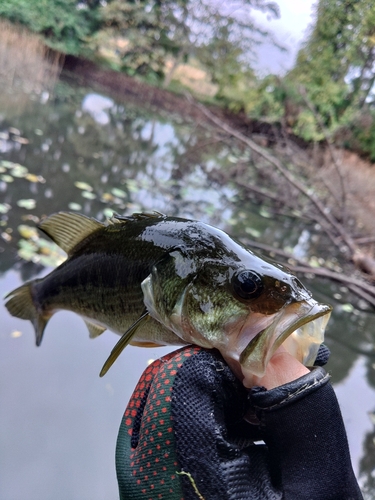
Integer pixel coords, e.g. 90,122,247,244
1,80,374,499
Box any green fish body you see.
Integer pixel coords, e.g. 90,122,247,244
5,211,332,382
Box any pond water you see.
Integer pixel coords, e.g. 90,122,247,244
1,77,374,499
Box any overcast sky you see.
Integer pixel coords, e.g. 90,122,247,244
252,0,316,74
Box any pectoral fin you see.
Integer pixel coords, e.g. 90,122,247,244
99,312,150,377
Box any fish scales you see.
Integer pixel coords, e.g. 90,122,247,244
4,211,332,382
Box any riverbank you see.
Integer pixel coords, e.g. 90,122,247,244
62,55,286,144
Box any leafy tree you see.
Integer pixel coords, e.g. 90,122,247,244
284,0,375,141
98,0,189,80
0,0,102,55
100,0,280,83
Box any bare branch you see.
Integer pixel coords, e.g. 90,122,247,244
187,94,357,254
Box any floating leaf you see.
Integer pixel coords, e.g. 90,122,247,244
103,207,114,218
81,191,96,200
17,199,36,209
1,174,14,183
18,225,38,239
18,236,66,266
0,160,15,169
0,203,11,214
341,303,354,313
18,239,37,251
259,207,272,218
68,202,82,211
34,129,43,136
111,187,127,198
18,247,38,262
101,193,114,202
75,181,93,191
11,165,28,177
1,232,12,242
25,173,45,183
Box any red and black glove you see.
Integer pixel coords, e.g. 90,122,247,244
116,345,362,500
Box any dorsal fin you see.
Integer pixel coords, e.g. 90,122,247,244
108,211,165,225
38,212,104,255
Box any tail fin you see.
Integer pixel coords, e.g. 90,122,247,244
4,281,49,346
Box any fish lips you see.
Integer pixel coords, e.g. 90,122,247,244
238,299,332,379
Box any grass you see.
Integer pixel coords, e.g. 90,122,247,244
0,20,64,97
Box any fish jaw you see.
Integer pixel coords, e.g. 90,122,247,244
237,300,331,384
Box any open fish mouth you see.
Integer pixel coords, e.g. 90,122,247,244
239,300,332,379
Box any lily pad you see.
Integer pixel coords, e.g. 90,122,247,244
17,199,36,209
18,225,38,239
75,181,93,191
0,160,15,169
81,191,96,200
0,203,11,214
25,173,45,183
11,165,28,178
18,236,66,267
341,303,354,313
68,202,82,211
103,207,114,218
1,232,12,242
259,207,272,218
101,193,115,202
111,187,127,198
1,174,14,183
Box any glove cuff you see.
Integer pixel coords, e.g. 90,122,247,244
248,366,330,412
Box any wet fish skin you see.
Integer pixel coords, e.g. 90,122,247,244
6,212,189,347
4,211,332,380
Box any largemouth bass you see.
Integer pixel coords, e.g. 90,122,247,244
4,211,332,384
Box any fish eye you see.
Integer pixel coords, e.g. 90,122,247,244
232,270,263,300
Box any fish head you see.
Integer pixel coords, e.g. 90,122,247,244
180,257,331,382
142,234,332,386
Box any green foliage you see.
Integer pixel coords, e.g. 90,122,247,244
0,0,101,55
99,0,188,81
243,75,286,120
284,0,375,141
336,110,375,161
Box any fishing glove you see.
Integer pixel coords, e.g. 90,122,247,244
116,345,363,500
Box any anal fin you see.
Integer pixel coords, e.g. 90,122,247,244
84,320,106,339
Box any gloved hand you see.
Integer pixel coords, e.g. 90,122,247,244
116,345,363,500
